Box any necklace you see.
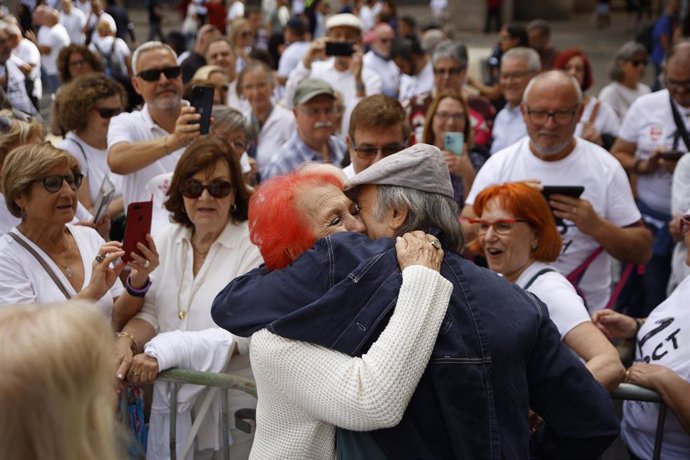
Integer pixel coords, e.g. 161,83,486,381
177,239,213,320
190,241,209,259
54,260,73,278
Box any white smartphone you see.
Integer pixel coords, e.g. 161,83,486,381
444,132,464,156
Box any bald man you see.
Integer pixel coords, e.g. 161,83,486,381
463,70,652,313
363,23,400,98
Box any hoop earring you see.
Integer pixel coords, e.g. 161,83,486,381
230,203,237,213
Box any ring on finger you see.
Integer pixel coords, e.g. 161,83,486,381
143,260,151,268
430,239,442,250
624,369,630,383
95,254,105,264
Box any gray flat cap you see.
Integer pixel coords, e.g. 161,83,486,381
345,143,454,199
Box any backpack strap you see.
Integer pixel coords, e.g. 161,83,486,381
522,268,557,291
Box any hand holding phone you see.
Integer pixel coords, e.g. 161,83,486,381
190,85,214,135
659,150,685,162
325,41,354,56
444,132,464,156
122,201,153,264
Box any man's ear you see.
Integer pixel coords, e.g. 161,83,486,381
389,202,409,232
131,75,143,96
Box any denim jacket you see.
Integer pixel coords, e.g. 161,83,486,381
212,232,619,459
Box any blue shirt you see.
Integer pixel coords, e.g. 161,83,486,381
262,131,347,180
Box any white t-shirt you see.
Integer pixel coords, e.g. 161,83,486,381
0,194,92,235
107,104,186,212
89,35,130,77
598,81,651,121
619,89,683,214
575,96,619,139
285,58,382,135
74,0,92,16
227,1,245,22
37,23,70,76
490,103,526,155
359,2,382,32
59,133,124,204
60,8,86,45
12,38,41,99
363,50,401,99
0,225,124,317
251,103,295,177
515,261,590,339
86,12,117,44
277,41,310,79
398,60,434,102
622,275,690,460
466,137,642,311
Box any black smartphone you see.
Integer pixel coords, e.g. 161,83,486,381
122,201,152,264
325,41,354,56
541,186,585,226
659,150,685,162
190,85,214,135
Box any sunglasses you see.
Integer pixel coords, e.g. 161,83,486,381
681,214,690,234
137,66,182,82
181,178,233,199
34,173,83,193
353,143,407,158
630,59,648,67
94,107,123,118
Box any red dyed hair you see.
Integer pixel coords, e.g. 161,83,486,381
468,182,562,262
249,169,345,270
553,48,593,92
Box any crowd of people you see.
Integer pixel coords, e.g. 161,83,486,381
0,0,689,459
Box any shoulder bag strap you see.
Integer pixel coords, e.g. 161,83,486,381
566,246,605,287
522,268,557,290
669,92,690,152
7,232,73,300
66,136,89,171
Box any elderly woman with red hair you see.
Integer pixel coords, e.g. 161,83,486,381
554,48,620,149
215,164,453,459
470,181,625,390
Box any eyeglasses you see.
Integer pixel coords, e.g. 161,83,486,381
69,59,86,68
681,214,690,234
500,70,532,81
93,106,123,118
33,173,83,193
524,104,580,125
435,111,465,122
353,142,407,158
181,178,233,199
298,106,335,117
630,59,648,67
136,65,182,82
434,67,463,76
469,218,528,235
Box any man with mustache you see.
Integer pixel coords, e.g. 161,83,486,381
263,79,347,179
462,70,652,312
107,41,201,228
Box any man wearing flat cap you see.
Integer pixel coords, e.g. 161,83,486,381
214,144,620,459
284,13,382,135
263,78,347,179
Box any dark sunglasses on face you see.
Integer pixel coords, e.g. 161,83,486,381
137,65,182,82
34,173,83,193
94,107,123,118
181,178,233,199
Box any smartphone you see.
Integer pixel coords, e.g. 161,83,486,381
190,85,214,135
122,200,152,264
659,150,685,162
325,41,354,56
541,186,585,226
444,132,464,156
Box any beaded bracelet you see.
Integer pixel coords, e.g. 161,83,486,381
116,331,138,353
126,275,151,297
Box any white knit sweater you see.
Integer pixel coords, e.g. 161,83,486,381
249,265,454,460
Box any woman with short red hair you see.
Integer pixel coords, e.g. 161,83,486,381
469,181,625,390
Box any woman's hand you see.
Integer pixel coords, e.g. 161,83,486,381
625,362,675,390
395,231,444,272
81,241,126,300
442,149,474,177
126,234,160,288
127,353,160,385
115,335,135,381
591,309,638,340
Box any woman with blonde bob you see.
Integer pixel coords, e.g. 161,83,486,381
0,300,121,460
469,181,625,389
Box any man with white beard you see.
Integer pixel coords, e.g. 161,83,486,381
263,79,347,179
461,70,652,313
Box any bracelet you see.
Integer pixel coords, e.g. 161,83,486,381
116,331,138,353
125,275,151,297
163,135,169,156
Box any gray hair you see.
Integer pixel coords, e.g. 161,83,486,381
502,47,542,73
373,185,463,252
211,105,256,140
431,40,468,69
421,29,446,54
526,19,551,39
131,41,177,74
523,70,583,104
609,41,648,82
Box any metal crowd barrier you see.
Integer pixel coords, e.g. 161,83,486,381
157,369,257,460
156,371,667,460
610,383,666,460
